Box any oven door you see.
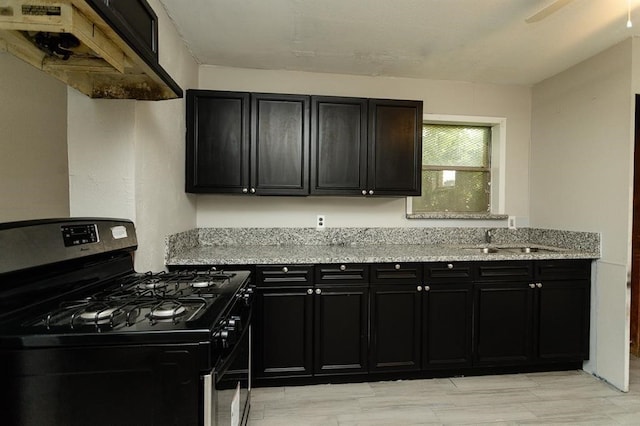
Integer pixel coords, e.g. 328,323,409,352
203,308,252,426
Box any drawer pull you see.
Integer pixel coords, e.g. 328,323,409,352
536,282,543,288
425,285,430,291
340,264,346,271
395,263,401,270
307,288,313,295
315,288,322,294
417,286,422,292
282,266,288,273
529,283,536,289
447,263,454,269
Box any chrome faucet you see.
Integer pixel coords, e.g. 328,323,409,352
485,229,494,244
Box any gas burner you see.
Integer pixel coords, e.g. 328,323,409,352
137,278,168,290
76,304,119,324
148,301,187,320
190,280,216,289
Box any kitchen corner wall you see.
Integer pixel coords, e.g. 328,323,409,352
196,67,532,228
531,38,635,391
0,53,69,222
67,0,199,271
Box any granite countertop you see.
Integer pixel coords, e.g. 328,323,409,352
166,243,598,266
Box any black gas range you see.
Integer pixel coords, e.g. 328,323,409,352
0,218,253,426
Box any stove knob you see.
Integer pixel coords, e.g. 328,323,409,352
228,315,242,329
214,330,230,349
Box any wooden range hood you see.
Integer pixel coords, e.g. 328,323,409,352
0,0,182,100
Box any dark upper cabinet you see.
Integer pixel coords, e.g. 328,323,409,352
186,91,308,195
368,99,423,196
186,90,422,196
251,94,310,195
311,97,422,196
310,97,368,195
186,90,250,193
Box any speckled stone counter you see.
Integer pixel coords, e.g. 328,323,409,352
165,227,600,266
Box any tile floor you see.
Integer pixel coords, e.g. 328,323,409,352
249,357,640,425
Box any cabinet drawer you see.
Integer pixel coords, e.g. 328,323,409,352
424,262,474,282
371,263,422,283
315,264,369,284
535,260,592,281
476,261,533,281
256,265,313,287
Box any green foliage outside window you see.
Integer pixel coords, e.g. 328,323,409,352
412,124,491,213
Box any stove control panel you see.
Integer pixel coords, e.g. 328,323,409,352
61,224,99,247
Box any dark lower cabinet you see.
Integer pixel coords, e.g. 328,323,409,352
250,260,591,386
254,287,313,379
254,265,368,381
474,260,591,367
314,285,369,375
369,284,421,373
423,282,473,368
474,282,534,366
537,279,590,361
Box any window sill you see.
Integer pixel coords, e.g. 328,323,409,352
406,212,509,220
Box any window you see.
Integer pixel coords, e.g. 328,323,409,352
407,115,506,217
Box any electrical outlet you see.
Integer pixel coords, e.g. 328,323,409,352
316,215,325,230
508,215,517,230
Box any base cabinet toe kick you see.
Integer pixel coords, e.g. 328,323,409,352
171,260,592,386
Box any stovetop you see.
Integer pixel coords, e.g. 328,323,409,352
28,270,242,329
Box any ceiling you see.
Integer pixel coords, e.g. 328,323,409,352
159,0,640,86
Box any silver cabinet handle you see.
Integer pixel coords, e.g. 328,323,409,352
395,264,401,270
361,190,367,195
417,286,422,292
529,283,536,289
536,283,543,288
282,266,288,273
250,188,256,193
315,288,322,294
307,288,313,295
242,188,248,194
425,286,430,291
340,264,346,271
368,190,374,195
447,263,454,269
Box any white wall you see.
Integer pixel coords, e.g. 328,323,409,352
67,0,199,271
531,39,634,391
196,67,532,228
0,53,69,222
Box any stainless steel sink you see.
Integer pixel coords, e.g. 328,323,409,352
460,245,563,254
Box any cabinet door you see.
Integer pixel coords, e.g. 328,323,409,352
310,97,368,195
474,282,534,366
367,99,422,196
536,279,590,361
423,283,473,368
186,90,250,193
254,287,313,379
251,94,309,195
369,284,421,372
314,285,369,375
